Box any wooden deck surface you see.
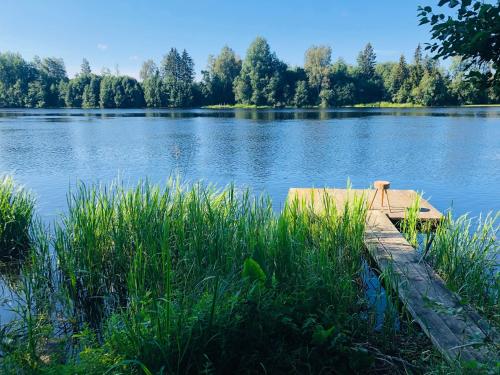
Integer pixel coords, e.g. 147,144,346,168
287,188,498,364
287,188,442,221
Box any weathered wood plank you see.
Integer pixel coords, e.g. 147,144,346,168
287,188,498,364
366,211,497,363
287,188,443,221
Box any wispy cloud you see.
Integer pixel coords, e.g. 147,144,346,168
129,55,139,61
97,43,108,51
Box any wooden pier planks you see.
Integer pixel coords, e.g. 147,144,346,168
287,188,443,221
366,210,497,363
287,188,498,364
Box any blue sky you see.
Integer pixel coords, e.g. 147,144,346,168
0,0,434,79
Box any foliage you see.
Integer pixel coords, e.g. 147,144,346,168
304,45,332,103
234,37,287,106
423,212,499,325
0,179,446,373
161,48,195,107
1,179,497,372
293,80,309,107
418,0,500,97
1,34,500,108
201,46,242,105
0,176,35,258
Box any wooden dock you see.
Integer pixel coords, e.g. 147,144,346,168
287,187,498,364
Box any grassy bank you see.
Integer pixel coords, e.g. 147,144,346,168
202,104,274,109
203,102,500,109
351,102,424,108
0,178,497,373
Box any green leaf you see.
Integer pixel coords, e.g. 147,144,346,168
311,325,335,345
242,257,266,284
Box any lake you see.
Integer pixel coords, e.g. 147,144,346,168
0,107,499,220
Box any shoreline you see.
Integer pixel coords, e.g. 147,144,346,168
1,103,500,110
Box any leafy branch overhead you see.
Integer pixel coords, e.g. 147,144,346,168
418,0,500,76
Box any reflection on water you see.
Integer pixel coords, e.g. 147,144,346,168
0,107,499,324
0,108,499,220
2,107,500,121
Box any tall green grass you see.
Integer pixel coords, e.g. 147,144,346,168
1,180,470,373
424,212,499,325
398,193,499,327
3,181,385,373
400,193,421,247
0,176,35,258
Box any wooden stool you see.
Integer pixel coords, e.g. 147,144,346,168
369,180,392,211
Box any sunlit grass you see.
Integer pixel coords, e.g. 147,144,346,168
2,179,493,373
5,180,388,373
424,212,499,325
0,176,35,258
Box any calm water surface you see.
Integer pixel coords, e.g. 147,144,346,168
1,107,499,323
0,108,498,218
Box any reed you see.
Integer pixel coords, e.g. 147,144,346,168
423,212,499,325
0,176,35,258
400,192,421,247
0,180,461,373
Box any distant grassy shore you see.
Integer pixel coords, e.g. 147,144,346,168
350,102,424,108
202,104,274,109
202,102,500,109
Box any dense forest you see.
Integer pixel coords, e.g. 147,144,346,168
0,38,498,109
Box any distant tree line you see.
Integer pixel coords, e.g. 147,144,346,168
0,37,498,109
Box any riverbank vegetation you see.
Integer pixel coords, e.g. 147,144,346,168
424,212,499,326
0,176,35,259
0,41,498,110
0,177,498,373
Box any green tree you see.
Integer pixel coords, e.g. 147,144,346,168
140,60,164,107
357,43,376,79
25,80,45,108
201,46,241,105
448,56,489,104
82,76,101,108
391,55,411,103
161,48,194,107
65,75,90,107
419,0,500,97
294,80,309,107
120,76,144,107
283,67,307,106
304,45,332,102
234,37,286,106
99,76,115,108
330,59,357,106
412,69,449,106
375,62,397,101
355,44,383,103
0,52,34,107
35,57,67,107
81,58,92,75
409,44,425,88
143,74,164,108
140,59,157,82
